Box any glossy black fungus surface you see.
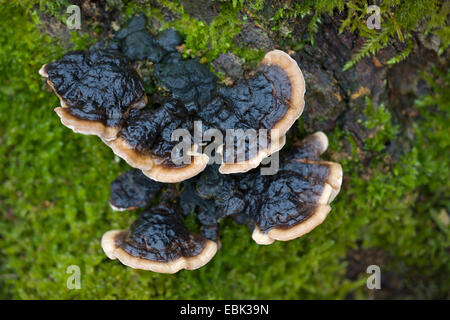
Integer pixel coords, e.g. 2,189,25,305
117,205,207,262
109,169,162,210
124,61,292,163
116,14,183,63
44,14,296,169
118,60,293,164
152,60,292,162
109,169,221,241
111,133,335,248
156,29,184,52
118,100,195,167
194,142,332,232
116,14,165,62
113,14,292,164
44,48,145,127
218,64,291,131
155,58,218,106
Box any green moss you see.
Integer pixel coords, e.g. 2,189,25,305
123,0,263,66
266,0,448,70
0,1,448,299
7,0,69,15
247,0,265,12
363,97,398,153
340,0,449,70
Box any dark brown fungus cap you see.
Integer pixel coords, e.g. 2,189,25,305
147,49,304,176
109,169,162,211
260,50,305,139
141,151,209,183
40,17,305,182
105,132,342,271
251,132,341,244
194,132,342,245
103,103,209,183
101,206,217,273
218,50,305,174
39,49,146,141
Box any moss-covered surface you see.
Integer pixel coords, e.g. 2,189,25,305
0,1,448,299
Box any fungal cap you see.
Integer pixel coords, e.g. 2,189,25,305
105,138,209,183
219,135,286,174
101,230,218,273
108,169,163,211
40,64,71,109
142,151,209,183
252,205,331,244
40,53,147,141
251,227,275,245
293,159,343,205
320,161,343,203
54,107,120,141
220,50,305,175
252,136,343,245
260,50,306,142
103,137,155,171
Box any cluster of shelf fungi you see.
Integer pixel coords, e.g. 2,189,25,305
39,14,343,273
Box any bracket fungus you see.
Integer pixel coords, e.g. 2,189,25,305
103,132,342,272
102,204,218,273
39,47,147,141
40,14,305,182
40,14,342,274
193,131,342,245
